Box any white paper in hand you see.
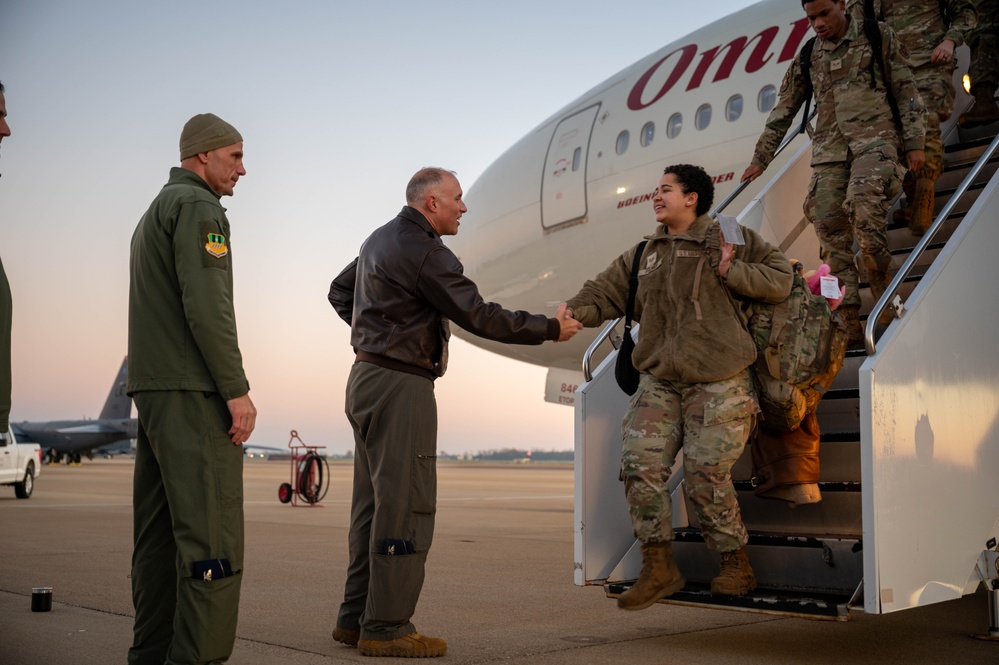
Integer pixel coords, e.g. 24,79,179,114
820,274,841,300
717,215,745,245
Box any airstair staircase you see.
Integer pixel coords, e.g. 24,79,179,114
574,99,999,624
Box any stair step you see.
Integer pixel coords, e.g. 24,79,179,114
829,354,864,391
684,482,862,537
669,530,863,595
815,393,859,435
938,157,998,190
956,120,999,144
604,581,851,620
732,439,860,483
944,133,999,160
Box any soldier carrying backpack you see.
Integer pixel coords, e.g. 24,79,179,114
850,0,978,235
708,218,848,506
741,0,926,350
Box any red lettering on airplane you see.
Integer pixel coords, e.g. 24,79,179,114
627,45,698,111
617,174,733,207
686,27,779,91
778,17,813,63
617,191,656,209
628,18,811,111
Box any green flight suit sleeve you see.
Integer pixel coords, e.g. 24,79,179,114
752,56,808,170
0,256,11,431
173,201,249,400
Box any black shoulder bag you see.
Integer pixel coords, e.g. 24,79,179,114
615,241,648,395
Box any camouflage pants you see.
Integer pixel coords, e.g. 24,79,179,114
620,370,759,553
968,0,999,90
910,63,956,180
804,150,903,308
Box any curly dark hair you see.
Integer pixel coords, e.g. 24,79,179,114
662,163,714,216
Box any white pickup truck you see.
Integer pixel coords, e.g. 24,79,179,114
1,429,41,499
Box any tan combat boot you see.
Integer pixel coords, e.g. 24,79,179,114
868,269,895,326
332,626,359,647
907,176,936,237
840,305,863,350
959,84,999,129
358,632,447,658
617,541,686,611
711,547,756,596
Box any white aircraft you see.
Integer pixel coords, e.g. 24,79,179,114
448,0,811,397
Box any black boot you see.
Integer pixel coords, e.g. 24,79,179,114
959,84,999,129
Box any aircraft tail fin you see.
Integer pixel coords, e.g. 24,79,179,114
99,357,132,420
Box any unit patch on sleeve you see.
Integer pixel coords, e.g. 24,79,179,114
199,221,230,270
205,233,228,258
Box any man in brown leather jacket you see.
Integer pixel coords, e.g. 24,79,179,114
327,167,581,658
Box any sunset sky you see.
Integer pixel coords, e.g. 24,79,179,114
0,0,759,455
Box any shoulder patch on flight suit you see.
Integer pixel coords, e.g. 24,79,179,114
199,221,230,270
205,233,227,258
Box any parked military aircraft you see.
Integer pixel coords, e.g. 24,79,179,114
11,357,137,464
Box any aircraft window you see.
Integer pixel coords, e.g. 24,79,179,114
616,130,630,155
667,113,682,138
695,104,712,130
726,95,743,122
640,122,655,147
572,147,581,171
758,85,777,113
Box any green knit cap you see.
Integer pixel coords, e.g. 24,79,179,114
179,113,242,160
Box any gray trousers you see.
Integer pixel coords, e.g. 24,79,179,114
336,361,438,640
129,390,244,665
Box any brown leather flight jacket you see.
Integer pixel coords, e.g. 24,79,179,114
328,206,559,379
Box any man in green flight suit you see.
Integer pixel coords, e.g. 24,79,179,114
127,113,257,665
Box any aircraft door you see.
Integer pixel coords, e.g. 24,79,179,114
541,104,600,230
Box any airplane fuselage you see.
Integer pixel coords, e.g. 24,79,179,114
14,418,137,452
448,0,811,370
10,357,137,458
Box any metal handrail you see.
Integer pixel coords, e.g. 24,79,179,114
581,320,622,382
864,131,999,354
580,112,815,379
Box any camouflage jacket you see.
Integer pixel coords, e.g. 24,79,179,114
850,0,978,67
752,16,926,168
566,214,792,384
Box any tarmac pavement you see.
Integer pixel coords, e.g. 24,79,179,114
0,459,995,664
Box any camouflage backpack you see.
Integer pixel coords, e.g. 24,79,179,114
707,219,847,430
